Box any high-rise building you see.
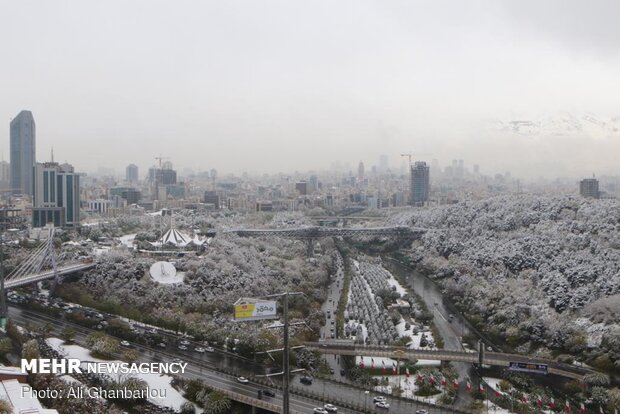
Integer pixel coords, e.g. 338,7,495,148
410,161,430,206
32,162,80,227
126,164,139,183
10,110,36,195
579,177,600,199
358,162,365,180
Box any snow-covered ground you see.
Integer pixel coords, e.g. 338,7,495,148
372,374,440,404
118,233,137,249
46,338,193,411
149,261,185,284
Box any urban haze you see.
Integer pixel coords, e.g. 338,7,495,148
0,2,619,414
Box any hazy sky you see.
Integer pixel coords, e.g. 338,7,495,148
2,0,620,179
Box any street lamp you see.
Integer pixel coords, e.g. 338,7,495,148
364,390,369,412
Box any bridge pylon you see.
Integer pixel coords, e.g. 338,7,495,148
5,226,60,298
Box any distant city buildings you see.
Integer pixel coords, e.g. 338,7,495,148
579,177,600,199
203,191,220,209
295,181,307,195
126,163,139,183
32,161,80,227
10,110,36,196
410,161,430,206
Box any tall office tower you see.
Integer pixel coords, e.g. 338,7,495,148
10,110,36,195
126,163,139,183
410,161,430,206
32,162,80,227
358,162,365,180
579,177,600,199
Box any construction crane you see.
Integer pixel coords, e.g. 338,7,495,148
154,155,169,168
401,152,433,166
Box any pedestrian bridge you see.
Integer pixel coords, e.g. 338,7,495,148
3,226,95,290
305,341,598,380
228,226,425,239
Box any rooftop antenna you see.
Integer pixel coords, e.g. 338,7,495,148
51,147,54,163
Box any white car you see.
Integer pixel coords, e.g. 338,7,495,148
373,396,386,403
375,402,390,409
180,340,191,346
324,404,338,412
120,340,131,347
205,346,215,352
194,347,205,353
236,377,249,384
313,408,328,414
178,345,188,351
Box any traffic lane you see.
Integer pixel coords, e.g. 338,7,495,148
394,264,473,410
11,306,451,414
13,310,352,414
10,307,363,414
10,306,265,376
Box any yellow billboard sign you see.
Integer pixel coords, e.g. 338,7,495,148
234,299,278,321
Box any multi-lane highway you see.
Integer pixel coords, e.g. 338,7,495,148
10,306,461,414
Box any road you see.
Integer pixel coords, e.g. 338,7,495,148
10,306,462,414
320,258,346,376
385,259,474,410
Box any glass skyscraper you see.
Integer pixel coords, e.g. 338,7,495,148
10,110,36,196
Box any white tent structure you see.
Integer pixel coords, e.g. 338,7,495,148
152,227,207,248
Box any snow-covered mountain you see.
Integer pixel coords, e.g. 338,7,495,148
492,113,620,138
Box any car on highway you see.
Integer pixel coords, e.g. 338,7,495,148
120,340,131,347
205,346,215,352
180,339,190,346
415,410,429,414
178,345,188,351
373,396,386,403
324,403,338,412
262,389,276,397
340,369,345,376
300,376,313,385
375,401,390,409
313,408,328,414
329,368,334,374
236,377,249,384
156,342,167,348
194,347,205,353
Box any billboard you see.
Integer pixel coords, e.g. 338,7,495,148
508,362,548,375
234,299,278,321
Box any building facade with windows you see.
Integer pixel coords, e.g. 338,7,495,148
10,110,36,195
32,162,80,227
410,161,430,206
579,177,599,199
